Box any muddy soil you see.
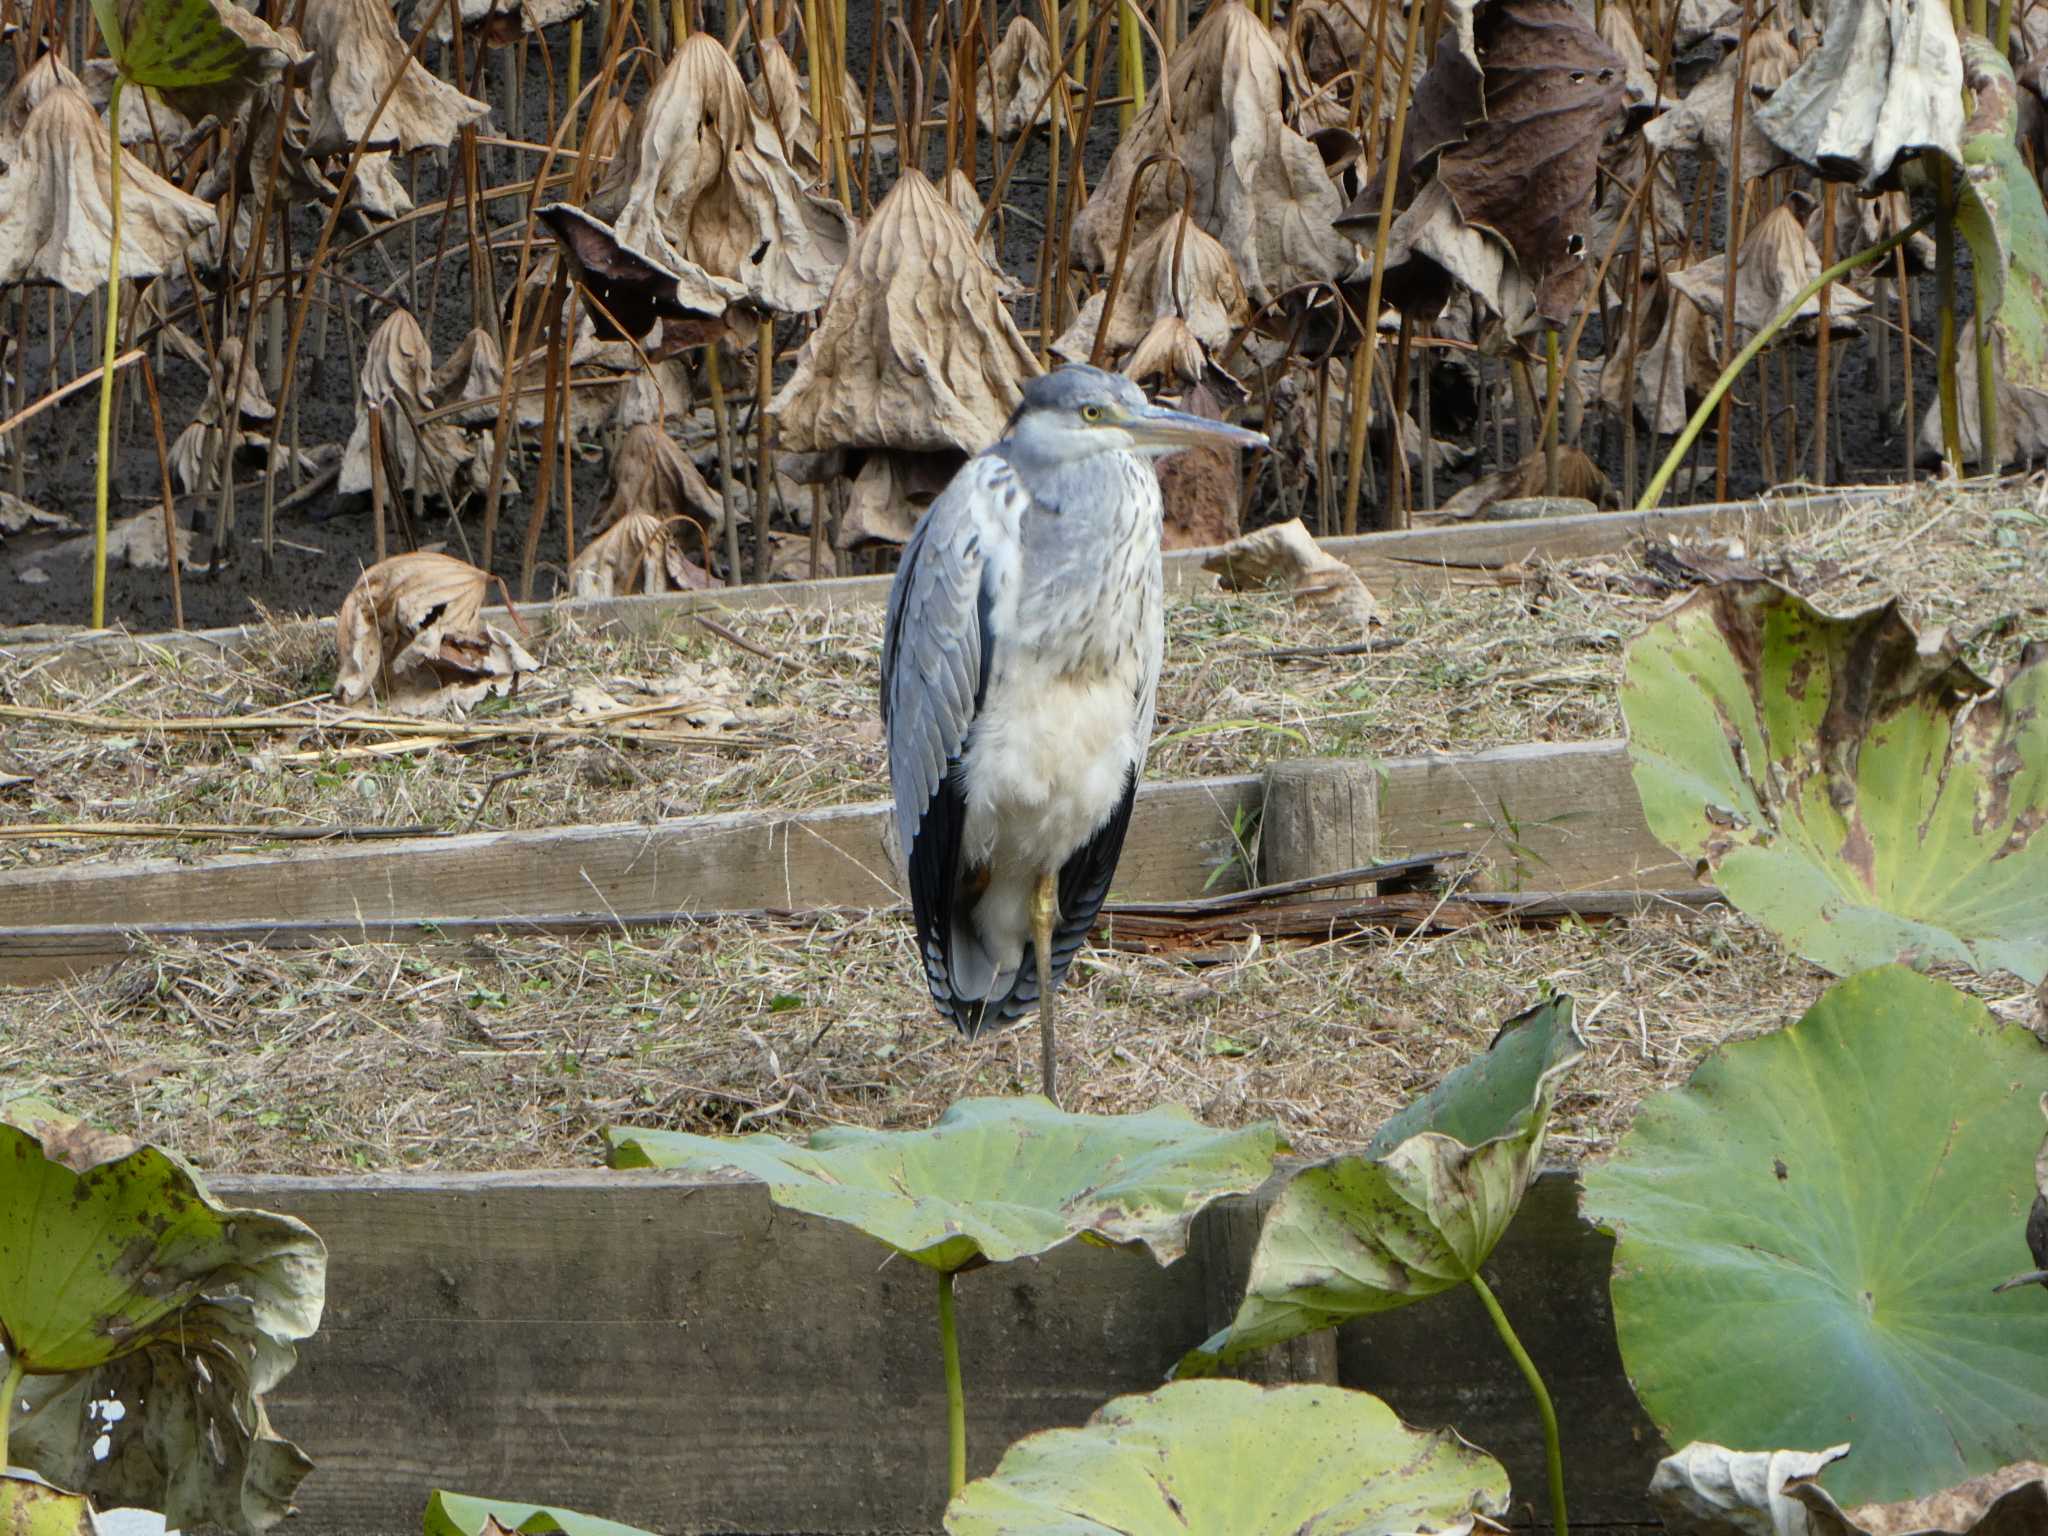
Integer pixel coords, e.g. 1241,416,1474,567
0,21,1948,635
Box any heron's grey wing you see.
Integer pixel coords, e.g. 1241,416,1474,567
880,455,1018,1028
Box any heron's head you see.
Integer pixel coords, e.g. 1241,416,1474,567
1003,364,1269,465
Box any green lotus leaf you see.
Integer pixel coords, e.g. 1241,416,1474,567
0,1473,97,1536
1180,996,1583,1373
607,1097,1280,1273
1580,967,2048,1508
1622,579,2048,983
0,1100,326,1536
944,1380,1510,1536
1955,40,2048,393
425,1490,660,1536
92,0,251,87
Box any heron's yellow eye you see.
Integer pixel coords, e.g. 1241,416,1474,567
1080,404,1104,422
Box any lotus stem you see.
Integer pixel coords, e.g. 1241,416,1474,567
1118,0,1143,130
1896,240,1917,482
1341,0,1425,535
91,75,125,629
1715,0,1753,502
1639,214,1931,509
706,344,741,583
139,357,182,630
1973,256,1999,472
938,1270,966,1500
0,1353,22,1469
566,17,584,146
1543,329,1560,496
1470,1273,1565,1536
1935,164,1964,469
1813,187,1835,483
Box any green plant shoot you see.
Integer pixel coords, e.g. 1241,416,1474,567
84,0,249,627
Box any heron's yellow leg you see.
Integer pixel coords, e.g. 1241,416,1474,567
1033,870,1059,1105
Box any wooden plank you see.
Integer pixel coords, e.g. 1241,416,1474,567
0,744,1694,983
203,1166,1661,1534
1,491,1855,681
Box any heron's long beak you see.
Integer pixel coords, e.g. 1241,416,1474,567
1123,404,1270,452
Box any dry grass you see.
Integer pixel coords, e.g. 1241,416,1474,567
7,900,2038,1177
4,481,2044,879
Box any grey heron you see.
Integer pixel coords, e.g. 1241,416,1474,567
881,365,1268,1103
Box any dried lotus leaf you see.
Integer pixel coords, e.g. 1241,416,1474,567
978,15,1067,139
1054,212,1250,364
302,0,488,154
772,168,1037,458
591,31,851,313
1072,0,1353,303
0,55,214,293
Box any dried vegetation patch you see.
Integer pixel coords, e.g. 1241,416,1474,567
19,900,2034,1176
3,483,2045,876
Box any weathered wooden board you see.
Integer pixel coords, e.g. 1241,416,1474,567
206,1166,1661,1535
0,744,1694,982
0,491,1846,681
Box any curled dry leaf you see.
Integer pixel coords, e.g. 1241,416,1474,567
432,326,506,425
0,54,214,293
1669,200,1871,336
340,308,481,502
1652,1443,2048,1536
978,14,1067,139
301,0,489,154
567,509,712,598
414,0,587,46
1437,445,1613,519
1916,336,2048,467
1072,0,1354,304
333,552,538,716
836,449,957,551
1602,278,1719,432
594,421,724,537
537,201,742,339
1643,26,1799,171
1204,516,1382,632
593,31,851,313
1345,0,1627,326
0,491,71,539
1053,211,1251,365
1754,0,1964,189
47,510,196,572
943,168,1021,294
1364,176,1541,331
775,167,1037,543
1599,4,1668,120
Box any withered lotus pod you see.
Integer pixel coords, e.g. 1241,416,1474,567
1668,199,1869,336
0,55,213,294
979,15,1066,140
302,0,489,155
773,167,1037,460
1054,210,1250,365
340,308,480,500
592,31,851,313
1072,0,1353,304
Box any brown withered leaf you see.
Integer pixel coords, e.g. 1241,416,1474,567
1405,0,1628,324
1204,517,1383,632
415,0,588,46
1599,4,1666,122
1364,177,1541,330
1655,1443,2048,1536
1602,277,1719,433
1917,338,2048,468
45,511,196,573
0,492,70,539
1437,446,1613,519
339,308,482,503
1642,26,1798,171
979,15,1068,140
592,31,851,313
0,55,214,294
333,552,538,717
536,202,739,339
773,167,1038,461
751,37,821,173
1670,199,1871,336
432,327,507,425
1754,0,1964,190
567,509,713,598
835,450,960,551
943,168,1023,294
594,421,724,538
1071,0,1354,304
302,0,489,154
1054,211,1251,365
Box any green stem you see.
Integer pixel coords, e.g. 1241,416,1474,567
1639,214,1933,509
1936,164,1964,469
2,1354,24,1468
92,75,127,629
1974,260,2000,472
1470,1273,1565,1536
938,1270,966,1501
